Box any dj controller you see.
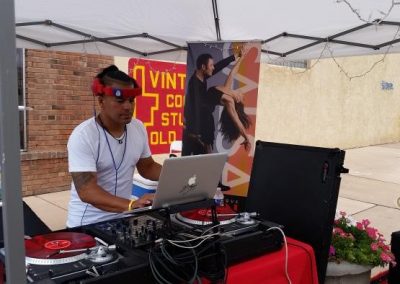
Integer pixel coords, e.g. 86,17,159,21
5,205,283,283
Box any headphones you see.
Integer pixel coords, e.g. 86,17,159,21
91,78,142,99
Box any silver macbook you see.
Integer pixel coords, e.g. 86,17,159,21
124,152,228,213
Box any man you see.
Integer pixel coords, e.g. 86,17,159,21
66,65,161,227
182,51,241,156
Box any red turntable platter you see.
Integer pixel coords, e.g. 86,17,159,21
25,232,96,260
176,206,237,225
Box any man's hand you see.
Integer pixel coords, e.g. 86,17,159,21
134,193,155,208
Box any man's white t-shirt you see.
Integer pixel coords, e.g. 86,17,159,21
66,117,151,227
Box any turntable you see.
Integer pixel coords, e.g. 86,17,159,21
172,206,261,236
21,232,119,283
175,205,238,225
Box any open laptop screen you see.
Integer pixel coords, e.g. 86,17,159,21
125,152,228,213
152,152,228,208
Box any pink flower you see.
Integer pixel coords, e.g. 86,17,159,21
366,227,378,240
380,252,393,262
329,245,336,256
331,211,394,266
380,244,390,251
334,227,344,234
362,219,371,227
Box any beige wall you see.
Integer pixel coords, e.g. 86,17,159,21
117,53,400,151
257,53,400,149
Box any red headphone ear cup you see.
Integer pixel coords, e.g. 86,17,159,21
91,78,103,96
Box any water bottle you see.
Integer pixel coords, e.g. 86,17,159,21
214,187,224,207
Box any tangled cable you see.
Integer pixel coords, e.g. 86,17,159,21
148,226,227,284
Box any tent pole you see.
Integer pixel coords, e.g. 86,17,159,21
0,0,26,283
212,0,221,40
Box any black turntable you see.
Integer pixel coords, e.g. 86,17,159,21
169,206,284,265
172,206,262,236
22,232,120,283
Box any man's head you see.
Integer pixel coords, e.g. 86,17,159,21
196,54,214,78
94,65,140,125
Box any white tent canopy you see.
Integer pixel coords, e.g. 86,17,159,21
14,0,400,62
3,1,400,282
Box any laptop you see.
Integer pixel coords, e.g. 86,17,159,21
124,152,228,213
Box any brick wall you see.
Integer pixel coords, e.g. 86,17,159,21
21,49,113,196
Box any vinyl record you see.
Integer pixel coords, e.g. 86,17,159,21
177,206,237,225
25,232,96,259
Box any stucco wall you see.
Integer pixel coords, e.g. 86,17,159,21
257,53,400,149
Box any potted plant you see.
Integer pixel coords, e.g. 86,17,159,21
326,211,396,284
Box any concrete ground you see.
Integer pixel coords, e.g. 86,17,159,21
336,143,400,243
23,142,400,276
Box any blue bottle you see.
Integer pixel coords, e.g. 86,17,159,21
214,187,224,207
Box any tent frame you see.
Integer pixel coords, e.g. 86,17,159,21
16,19,400,58
263,20,400,57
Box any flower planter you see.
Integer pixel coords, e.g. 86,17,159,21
325,261,372,284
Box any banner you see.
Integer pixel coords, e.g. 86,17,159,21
183,41,261,197
129,59,186,154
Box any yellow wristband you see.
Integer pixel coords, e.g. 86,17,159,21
128,199,136,211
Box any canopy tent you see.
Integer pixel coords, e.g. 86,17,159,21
14,0,400,62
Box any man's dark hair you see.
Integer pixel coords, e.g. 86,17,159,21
96,64,138,88
196,54,213,70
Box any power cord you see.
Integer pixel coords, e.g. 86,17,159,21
267,226,292,284
150,221,291,284
150,229,226,283
149,235,200,284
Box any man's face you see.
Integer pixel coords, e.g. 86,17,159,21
202,58,215,77
99,81,135,125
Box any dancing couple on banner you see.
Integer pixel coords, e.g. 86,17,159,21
182,43,251,158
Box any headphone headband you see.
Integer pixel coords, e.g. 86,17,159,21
91,78,142,98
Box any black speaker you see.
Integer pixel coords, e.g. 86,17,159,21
0,201,51,246
245,141,347,284
389,230,400,283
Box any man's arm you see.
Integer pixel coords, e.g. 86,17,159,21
212,55,236,76
136,156,162,181
71,172,153,212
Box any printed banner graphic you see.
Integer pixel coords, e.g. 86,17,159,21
129,59,186,154
183,41,261,197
